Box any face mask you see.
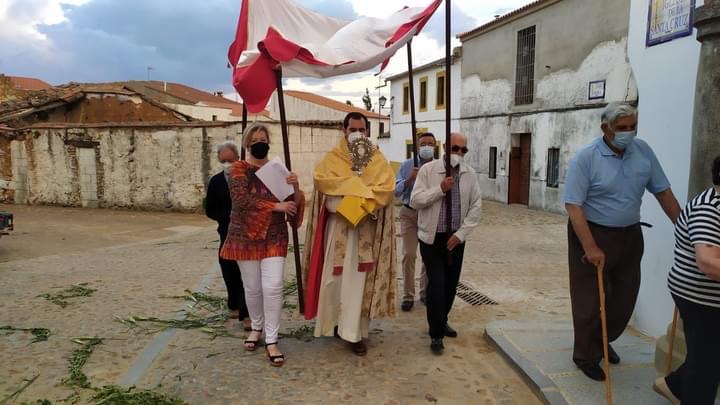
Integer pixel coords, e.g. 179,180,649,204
419,146,434,160
250,142,270,159
221,162,233,171
450,154,463,167
611,131,636,150
347,132,363,144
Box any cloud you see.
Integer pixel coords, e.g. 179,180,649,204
0,0,533,107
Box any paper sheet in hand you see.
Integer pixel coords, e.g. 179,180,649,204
255,157,294,201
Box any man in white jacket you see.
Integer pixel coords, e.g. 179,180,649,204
410,132,483,354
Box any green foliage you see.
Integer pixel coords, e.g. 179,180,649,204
0,325,51,343
91,385,187,405
39,283,96,308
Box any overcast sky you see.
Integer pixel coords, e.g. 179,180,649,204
0,0,534,108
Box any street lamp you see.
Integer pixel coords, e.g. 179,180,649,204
378,95,387,112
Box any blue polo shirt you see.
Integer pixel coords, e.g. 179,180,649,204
395,158,432,206
564,137,670,227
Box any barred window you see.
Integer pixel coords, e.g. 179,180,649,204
515,26,536,105
489,147,497,179
547,148,560,188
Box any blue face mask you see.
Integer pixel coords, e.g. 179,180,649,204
611,131,636,150
419,146,434,160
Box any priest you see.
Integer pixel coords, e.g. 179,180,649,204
302,112,397,356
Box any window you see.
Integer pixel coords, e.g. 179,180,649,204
489,147,497,179
212,115,218,121
436,71,446,109
402,83,409,114
419,76,428,112
547,148,560,188
515,26,536,105
379,122,385,135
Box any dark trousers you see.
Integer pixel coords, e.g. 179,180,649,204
568,222,643,367
666,294,720,404
219,230,248,319
420,233,465,339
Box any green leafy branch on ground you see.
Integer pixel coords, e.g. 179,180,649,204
287,243,304,253
63,337,104,389
280,324,315,342
116,314,239,340
92,385,186,405
282,278,298,310
39,283,96,308
0,326,51,343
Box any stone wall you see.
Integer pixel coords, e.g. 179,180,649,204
0,121,341,211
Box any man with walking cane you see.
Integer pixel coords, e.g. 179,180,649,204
564,102,680,381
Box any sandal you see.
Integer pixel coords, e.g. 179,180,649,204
244,329,262,352
265,343,285,367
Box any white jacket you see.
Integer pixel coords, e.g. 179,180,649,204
410,158,482,244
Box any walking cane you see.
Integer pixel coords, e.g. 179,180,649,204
666,306,679,374
596,263,613,405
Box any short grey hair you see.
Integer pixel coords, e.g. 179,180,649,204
216,140,239,158
242,123,271,149
601,102,637,127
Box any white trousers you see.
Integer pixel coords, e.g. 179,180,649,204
237,257,285,344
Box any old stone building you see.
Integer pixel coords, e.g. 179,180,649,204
0,120,340,211
0,75,51,102
0,82,344,211
458,0,637,213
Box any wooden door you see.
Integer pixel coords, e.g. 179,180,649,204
508,134,531,205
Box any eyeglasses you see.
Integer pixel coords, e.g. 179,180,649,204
451,145,469,153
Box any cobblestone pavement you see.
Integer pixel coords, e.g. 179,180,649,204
0,201,570,404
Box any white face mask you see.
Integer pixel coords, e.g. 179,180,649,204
419,146,434,160
450,154,463,167
222,162,233,171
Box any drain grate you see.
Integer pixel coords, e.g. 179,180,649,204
456,281,498,306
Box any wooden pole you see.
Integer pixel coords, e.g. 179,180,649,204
406,41,419,167
597,264,613,405
274,68,305,314
444,0,453,249
240,103,248,160
666,306,679,374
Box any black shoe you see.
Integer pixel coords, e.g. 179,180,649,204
578,363,606,381
401,300,414,312
443,324,458,338
606,345,620,364
430,338,444,355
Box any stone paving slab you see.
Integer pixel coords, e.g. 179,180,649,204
486,320,667,405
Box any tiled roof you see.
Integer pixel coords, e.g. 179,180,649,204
8,76,51,91
457,0,557,41
0,83,193,123
284,90,388,120
125,81,270,117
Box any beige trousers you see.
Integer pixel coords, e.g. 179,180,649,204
399,206,427,302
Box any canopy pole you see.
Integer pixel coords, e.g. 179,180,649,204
407,41,419,167
444,0,453,253
240,104,248,160
274,68,306,314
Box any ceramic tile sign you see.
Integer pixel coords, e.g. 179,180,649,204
646,0,696,47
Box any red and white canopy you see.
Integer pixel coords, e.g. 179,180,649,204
228,0,442,113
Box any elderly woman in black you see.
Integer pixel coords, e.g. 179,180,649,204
654,156,720,404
